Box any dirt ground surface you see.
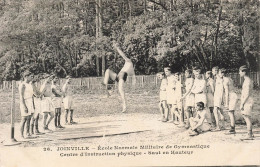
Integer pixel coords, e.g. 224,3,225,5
1,113,260,147
0,88,260,147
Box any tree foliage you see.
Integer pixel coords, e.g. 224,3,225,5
0,0,258,80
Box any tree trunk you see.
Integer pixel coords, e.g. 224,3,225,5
239,13,250,67
75,46,78,77
96,56,100,76
214,0,222,60
170,0,174,11
98,0,106,76
96,0,100,76
68,47,73,70
256,13,260,86
127,0,132,18
98,0,103,37
144,0,147,14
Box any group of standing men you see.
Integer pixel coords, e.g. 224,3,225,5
18,42,255,141
158,65,255,140
19,72,75,139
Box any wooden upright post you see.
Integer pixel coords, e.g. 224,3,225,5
4,80,21,146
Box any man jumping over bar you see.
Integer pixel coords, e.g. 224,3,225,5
102,41,136,113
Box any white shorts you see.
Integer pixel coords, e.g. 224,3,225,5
198,122,211,132
241,97,254,116
159,100,167,108
176,97,183,109
194,93,207,106
214,93,223,108
228,92,237,110
41,97,52,112
190,118,211,132
160,91,167,101
63,96,73,109
185,93,195,107
20,98,34,117
52,97,62,109
167,89,176,105
206,93,214,108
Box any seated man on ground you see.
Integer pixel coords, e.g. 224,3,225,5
189,102,211,136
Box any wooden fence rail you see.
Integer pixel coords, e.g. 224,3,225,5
0,72,259,90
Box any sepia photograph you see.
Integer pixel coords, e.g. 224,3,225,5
0,0,259,166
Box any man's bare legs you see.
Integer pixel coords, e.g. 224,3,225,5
118,79,126,112
20,116,28,138
159,101,168,121
242,115,253,139
103,69,117,97
30,115,36,135
227,110,236,133
43,112,54,131
209,107,215,127
213,107,224,131
162,105,170,122
26,115,32,136
33,113,43,134
185,107,193,129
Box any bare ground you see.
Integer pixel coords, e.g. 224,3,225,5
0,88,260,147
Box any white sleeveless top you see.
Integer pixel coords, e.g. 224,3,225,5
215,76,224,95
206,78,214,94
23,82,34,99
185,78,194,92
167,75,176,90
241,77,253,101
192,78,206,93
62,83,73,96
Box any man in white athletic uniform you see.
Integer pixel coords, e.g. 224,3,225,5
41,75,55,132
157,72,168,121
51,76,64,129
30,78,44,135
19,70,34,138
212,69,225,131
205,71,215,126
239,65,254,140
222,68,238,134
164,67,177,123
181,69,195,129
189,102,211,136
191,68,207,111
63,76,76,124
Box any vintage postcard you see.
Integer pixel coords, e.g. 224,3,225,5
0,0,259,166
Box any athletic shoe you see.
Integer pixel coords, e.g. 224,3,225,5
122,107,127,113
25,133,38,139
185,124,190,129
162,118,168,122
177,122,185,128
210,127,221,132
44,127,53,133
228,127,236,134
173,121,179,125
58,125,65,129
240,134,254,141
189,130,199,136
35,131,45,135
